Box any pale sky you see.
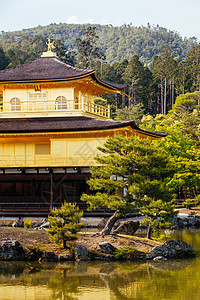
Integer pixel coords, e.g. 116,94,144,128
0,0,200,40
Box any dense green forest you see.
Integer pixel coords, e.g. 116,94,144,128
0,23,197,65
0,23,200,116
81,95,200,236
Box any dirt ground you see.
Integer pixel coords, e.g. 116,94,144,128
179,206,200,216
0,227,159,255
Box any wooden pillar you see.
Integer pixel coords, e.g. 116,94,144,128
50,173,53,209
32,179,36,203
122,93,125,110
59,182,62,204
22,182,25,197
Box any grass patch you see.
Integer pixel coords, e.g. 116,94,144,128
25,245,44,261
114,246,144,260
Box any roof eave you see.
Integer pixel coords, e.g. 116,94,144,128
0,70,96,85
91,72,126,91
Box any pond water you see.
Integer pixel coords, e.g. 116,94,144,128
1,229,200,300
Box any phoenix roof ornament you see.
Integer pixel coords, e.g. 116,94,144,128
46,39,55,52
41,39,57,58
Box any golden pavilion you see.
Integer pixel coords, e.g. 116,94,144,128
0,45,166,216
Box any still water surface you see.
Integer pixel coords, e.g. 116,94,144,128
1,229,200,300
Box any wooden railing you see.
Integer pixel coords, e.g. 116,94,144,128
0,99,110,118
0,154,103,168
0,202,115,217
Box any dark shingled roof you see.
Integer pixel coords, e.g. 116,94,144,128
0,116,167,138
0,57,125,90
0,57,91,82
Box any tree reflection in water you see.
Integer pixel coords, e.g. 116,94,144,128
0,258,199,299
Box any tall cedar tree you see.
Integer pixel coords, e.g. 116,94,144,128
81,135,175,236
152,47,178,115
183,44,200,92
76,26,105,70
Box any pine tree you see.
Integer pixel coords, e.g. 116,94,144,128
81,135,175,236
114,103,145,125
47,202,83,249
140,198,177,239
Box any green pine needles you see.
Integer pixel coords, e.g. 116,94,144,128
81,135,176,237
47,202,83,249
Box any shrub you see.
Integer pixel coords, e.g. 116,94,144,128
24,218,32,229
195,195,200,205
188,211,197,217
183,199,197,210
25,245,44,261
47,202,83,249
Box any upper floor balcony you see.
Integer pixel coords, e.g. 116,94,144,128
0,98,110,119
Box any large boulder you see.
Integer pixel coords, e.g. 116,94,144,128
59,253,74,262
89,250,115,261
75,245,89,261
147,244,176,259
165,240,195,257
12,217,24,228
41,251,58,262
0,238,25,261
113,221,140,235
99,242,117,254
188,217,200,227
147,240,194,259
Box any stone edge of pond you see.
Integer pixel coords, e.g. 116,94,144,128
0,238,196,263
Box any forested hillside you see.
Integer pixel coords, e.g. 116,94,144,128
0,23,200,118
0,23,197,65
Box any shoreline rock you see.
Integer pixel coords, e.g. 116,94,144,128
175,216,200,229
147,240,195,259
75,245,89,261
0,238,25,261
41,251,58,262
99,242,117,254
0,236,195,263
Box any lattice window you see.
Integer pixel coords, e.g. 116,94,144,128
29,93,47,100
56,96,67,110
10,98,21,111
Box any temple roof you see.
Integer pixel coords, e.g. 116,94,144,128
0,116,167,138
0,57,126,91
